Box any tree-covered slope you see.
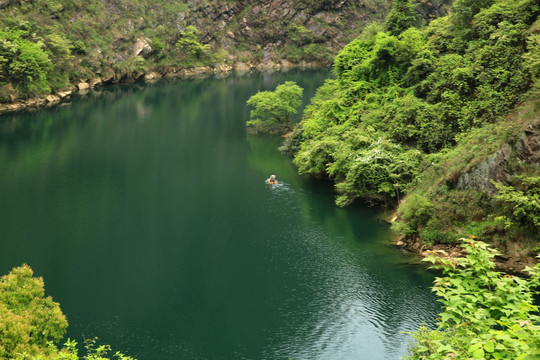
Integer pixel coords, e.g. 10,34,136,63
0,0,380,103
285,0,539,266
0,0,455,104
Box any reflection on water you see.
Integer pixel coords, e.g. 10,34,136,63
0,70,438,360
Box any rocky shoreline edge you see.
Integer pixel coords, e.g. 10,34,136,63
0,60,325,114
385,215,538,277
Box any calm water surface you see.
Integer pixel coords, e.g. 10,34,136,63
0,69,439,360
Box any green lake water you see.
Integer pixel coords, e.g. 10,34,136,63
0,69,439,360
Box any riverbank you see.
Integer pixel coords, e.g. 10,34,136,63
387,212,538,277
0,60,326,114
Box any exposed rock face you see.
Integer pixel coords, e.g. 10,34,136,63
144,72,162,81
456,144,512,196
455,120,540,195
0,90,72,113
515,120,540,166
89,78,103,88
185,0,392,64
133,38,153,58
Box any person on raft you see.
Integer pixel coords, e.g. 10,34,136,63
267,174,278,184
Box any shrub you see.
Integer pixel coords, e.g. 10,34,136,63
175,25,211,66
0,29,53,97
406,238,540,360
392,193,433,235
493,176,540,239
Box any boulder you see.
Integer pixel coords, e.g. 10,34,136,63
234,62,252,72
57,91,72,99
45,94,60,103
24,98,46,107
89,78,103,88
133,37,152,57
77,82,90,90
144,72,162,81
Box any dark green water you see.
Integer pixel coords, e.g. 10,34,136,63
0,69,439,360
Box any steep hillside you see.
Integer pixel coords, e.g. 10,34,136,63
0,0,386,105
283,0,539,270
0,0,454,110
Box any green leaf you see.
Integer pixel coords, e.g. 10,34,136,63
468,343,482,353
484,341,495,353
473,348,485,359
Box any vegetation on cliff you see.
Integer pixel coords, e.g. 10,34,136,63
0,0,456,105
0,0,384,103
282,0,539,261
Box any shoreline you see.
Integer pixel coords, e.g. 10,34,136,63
387,221,537,277
0,60,327,114
380,209,537,277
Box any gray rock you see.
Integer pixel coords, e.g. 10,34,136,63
515,120,540,166
456,144,512,196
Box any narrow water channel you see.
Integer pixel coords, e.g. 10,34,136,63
0,69,439,360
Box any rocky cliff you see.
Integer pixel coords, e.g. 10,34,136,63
456,120,540,196
0,0,394,107
0,0,454,109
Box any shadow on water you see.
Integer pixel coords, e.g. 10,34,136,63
0,69,439,360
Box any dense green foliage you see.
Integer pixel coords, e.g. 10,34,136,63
406,238,540,359
0,265,135,360
0,0,193,100
246,81,303,134
0,19,67,99
385,0,418,36
0,0,458,103
175,25,213,67
0,0,402,103
493,176,540,239
390,90,540,251
285,0,540,251
0,264,67,359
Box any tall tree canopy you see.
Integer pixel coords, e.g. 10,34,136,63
246,81,304,134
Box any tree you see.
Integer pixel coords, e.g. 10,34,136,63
385,0,418,36
176,25,210,64
0,29,53,98
246,81,303,134
450,0,495,34
0,264,67,359
406,238,540,360
0,265,136,360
